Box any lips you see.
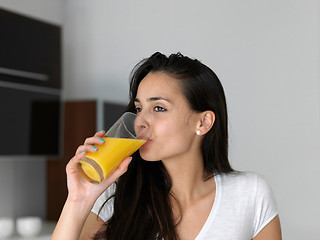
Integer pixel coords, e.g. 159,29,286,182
137,135,152,146
142,139,152,146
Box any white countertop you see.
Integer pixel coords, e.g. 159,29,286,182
8,221,56,240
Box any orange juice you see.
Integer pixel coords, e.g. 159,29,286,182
79,137,146,183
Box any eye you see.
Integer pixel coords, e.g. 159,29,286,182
135,107,142,113
154,106,166,112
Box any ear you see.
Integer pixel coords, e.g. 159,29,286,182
196,111,215,135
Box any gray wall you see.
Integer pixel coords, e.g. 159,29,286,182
0,1,319,239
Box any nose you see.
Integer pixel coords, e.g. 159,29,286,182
134,115,148,129
134,114,149,138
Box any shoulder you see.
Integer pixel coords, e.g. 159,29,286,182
215,171,278,237
217,171,276,206
228,171,276,200
217,171,265,189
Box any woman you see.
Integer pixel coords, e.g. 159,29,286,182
51,52,281,240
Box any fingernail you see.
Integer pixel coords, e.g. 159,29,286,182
99,130,105,132
81,151,86,154
92,146,98,151
99,138,105,143
129,157,133,164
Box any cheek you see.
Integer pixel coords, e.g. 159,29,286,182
157,114,196,142
156,119,187,140
142,119,194,159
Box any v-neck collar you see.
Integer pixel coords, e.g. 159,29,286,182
194,174,221,239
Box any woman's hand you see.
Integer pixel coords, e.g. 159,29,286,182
51,131,131,240
66,130,131,205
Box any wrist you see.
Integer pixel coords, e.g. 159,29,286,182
58,198,93,229
65,195,95,214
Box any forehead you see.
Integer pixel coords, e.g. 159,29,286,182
136,72,183,99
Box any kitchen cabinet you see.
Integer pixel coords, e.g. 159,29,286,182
0,8,61,89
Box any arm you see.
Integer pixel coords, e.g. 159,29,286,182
50,194,93,240
252,215,282,240
51,131,130,240
79,212,105,240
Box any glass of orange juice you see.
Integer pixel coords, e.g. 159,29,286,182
78,112,147,183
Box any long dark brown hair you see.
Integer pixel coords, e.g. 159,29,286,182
95,52,233,240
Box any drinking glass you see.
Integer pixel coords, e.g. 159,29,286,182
78,112,147,183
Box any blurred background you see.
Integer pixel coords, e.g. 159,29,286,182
0,0,319,239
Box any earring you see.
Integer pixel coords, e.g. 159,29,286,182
196,130,202,135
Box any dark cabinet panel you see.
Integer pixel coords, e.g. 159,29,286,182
103,102,126,130
0,8,61,89
0,86,61,156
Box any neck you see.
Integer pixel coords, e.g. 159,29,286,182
161,149,214,204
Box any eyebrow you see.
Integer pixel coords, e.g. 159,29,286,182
134,97,172,103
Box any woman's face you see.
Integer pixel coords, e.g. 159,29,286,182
134,71,201,162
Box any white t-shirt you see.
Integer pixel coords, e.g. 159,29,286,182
91,171,278,239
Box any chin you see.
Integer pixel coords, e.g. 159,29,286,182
139,154,158,162
139,148,159,162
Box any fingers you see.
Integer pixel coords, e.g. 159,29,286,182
75,131,106,155
87,130,105,143
70,130,132,188
66,150,87,174
68,130,106,179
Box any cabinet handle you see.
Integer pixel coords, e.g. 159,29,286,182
0,66,49,81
